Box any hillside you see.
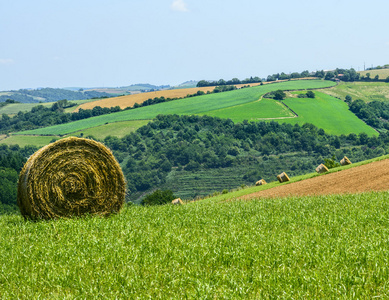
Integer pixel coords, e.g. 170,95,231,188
16,80,336,137
240,157,389,200
358,68,389,80
0,88,112,103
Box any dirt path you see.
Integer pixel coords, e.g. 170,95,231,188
240,159,389,200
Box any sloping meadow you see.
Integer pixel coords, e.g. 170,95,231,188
1,191,389,298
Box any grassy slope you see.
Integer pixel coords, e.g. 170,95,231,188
17,80,335,136
2,190,389,298
280,92,377,136
358,68,389,80
319,81,389,102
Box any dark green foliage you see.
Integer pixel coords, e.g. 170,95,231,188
273,90,286,100
141,189,176,206
0,103,122,134
348,99,389,130
99,115,389,202
306,91,315,98
0,144,38,210
197,76,262,87
324,155,341,169
0,88,112,104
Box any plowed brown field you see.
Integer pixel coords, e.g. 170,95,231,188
240,159,389,200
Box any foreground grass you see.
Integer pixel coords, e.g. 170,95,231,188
1,191,389,298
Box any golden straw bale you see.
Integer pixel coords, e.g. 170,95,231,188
277,172,290,183
316,164,329,174
340,156,352,166
255,179,267,186
172,198,184,205
17,137,126,220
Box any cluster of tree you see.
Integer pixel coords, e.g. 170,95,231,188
197,77,262,87
0,99,18,108
0,102,122,134
297,91,315,98
0,88,112,104
141,189,176,206
264,90,287,100
100,114,388,202
0,144,38,212
347,97,389,130
324,68,360,81
266,70,312,82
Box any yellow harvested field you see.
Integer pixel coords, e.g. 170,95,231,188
74,86,216,111
358,69,389,80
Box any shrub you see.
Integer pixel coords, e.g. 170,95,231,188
142,189,176,206
306,91,315,98
324,155,341,169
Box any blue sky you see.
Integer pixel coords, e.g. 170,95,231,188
0,0,388,90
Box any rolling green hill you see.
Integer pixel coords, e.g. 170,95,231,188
16,80,336,136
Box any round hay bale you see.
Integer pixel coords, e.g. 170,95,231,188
340,156,352,166
172,198,184,205
315,163,329,174
17,137,126,220
255,179,267,186
277,172,290,183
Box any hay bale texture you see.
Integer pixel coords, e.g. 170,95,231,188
172,198,184,205
277,172,290,183
255,179,267,186
17,137,126,220
340,156,352,166
316,164,329,174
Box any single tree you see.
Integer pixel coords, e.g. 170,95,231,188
306,91,315,98
273,90,286,100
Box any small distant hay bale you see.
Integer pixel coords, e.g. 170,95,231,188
17,137,126,220
255,179,267,186
277,172,290,183
172,198,184,205
340,156,352,166
315,164,329,174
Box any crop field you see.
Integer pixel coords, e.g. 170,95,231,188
1,191,389,298
319,81,389,102
74,79,330,111
359,68,389,80
0,135,58,147
17,80,336,136
279,92,378,136
199,98,294,121
67,120,150,140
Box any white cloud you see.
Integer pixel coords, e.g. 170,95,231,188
0,58,14,65
171,0,189,12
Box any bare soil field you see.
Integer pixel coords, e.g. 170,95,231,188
241,159,389,200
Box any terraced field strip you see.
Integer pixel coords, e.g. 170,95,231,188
0,135,58,147
16,80,336,136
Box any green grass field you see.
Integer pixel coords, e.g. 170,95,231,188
2,190,389,298
199,97,294,121
320,81,389,102
16,80,335,136
0,135,57,147
279,92,378,136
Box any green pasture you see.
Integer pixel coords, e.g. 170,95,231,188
66,120,150,140
16,80,335,136
278,92,377,136
2,189,389,298
320,81,389,102
0,135,57,147
199,97,294,121
359,68,389,80
0,120,149,147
